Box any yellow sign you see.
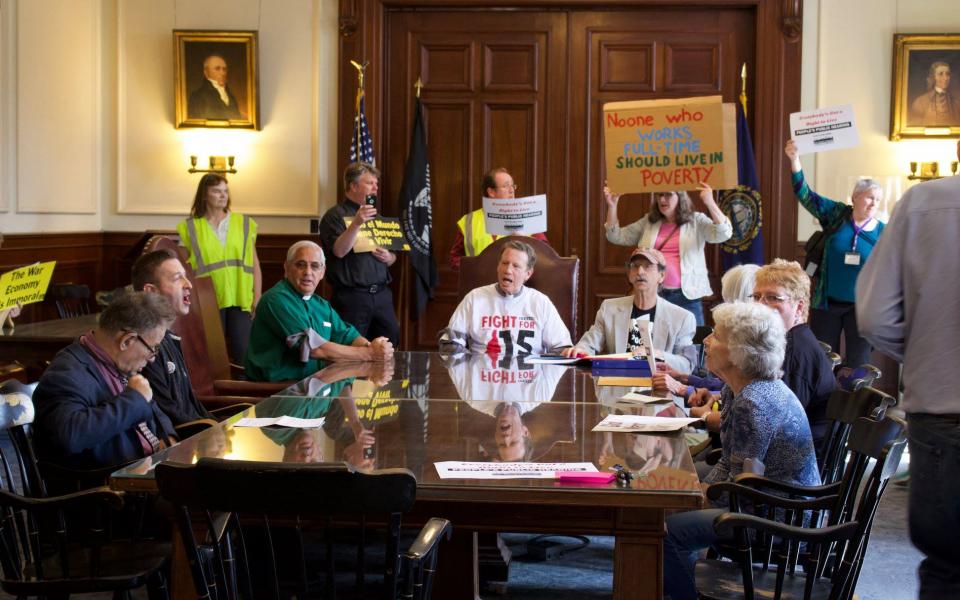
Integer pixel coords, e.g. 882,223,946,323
344,216,412,253
603,95,737,194
0,261,56,310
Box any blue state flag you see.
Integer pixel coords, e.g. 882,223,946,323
718,104,764,269
349,88,376,165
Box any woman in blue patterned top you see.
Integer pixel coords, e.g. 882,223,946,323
785,139,885,369
663,301,821,600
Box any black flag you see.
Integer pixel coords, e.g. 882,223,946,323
400,98,438,319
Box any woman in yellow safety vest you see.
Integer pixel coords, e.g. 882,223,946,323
177,174,262,363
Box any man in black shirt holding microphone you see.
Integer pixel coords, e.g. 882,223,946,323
318,162,401,346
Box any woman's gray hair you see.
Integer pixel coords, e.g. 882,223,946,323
851,178,883,201
720,264,761,303
712,301,786,380
286,240,324,264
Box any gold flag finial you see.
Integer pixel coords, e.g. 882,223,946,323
414,77,424,98
350,60,369,90
739,62,748,117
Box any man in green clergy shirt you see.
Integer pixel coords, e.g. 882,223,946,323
244,240,394,381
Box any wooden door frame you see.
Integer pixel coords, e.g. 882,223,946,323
338,0,804,344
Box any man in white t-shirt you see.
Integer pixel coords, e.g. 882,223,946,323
439,240,572,355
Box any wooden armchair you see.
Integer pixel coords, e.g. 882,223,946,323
458,235,580,340
156,459,452,599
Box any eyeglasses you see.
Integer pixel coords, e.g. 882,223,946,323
128,332,161,358
497,183,518,192
751,293,791,305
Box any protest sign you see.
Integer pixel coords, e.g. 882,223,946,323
344,216,411,253
603,95,737,193
481,194,548,236
790,104,859,154
0,261,56,311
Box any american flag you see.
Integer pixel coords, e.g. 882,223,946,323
349,88,375,166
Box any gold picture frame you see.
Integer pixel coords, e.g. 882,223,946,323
890,33,960,140
174,30,259,129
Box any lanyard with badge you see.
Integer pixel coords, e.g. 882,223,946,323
844,218,873,266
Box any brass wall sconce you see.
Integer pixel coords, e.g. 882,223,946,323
189,155,237,174
908,160,959,181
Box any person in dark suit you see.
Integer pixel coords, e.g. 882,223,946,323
188,54,242,120
33,292,178,470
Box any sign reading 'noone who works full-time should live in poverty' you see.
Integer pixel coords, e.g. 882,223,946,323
603,95,738,194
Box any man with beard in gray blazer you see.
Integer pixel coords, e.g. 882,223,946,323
564,246,697,373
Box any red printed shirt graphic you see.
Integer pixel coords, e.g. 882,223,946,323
441,284,572,355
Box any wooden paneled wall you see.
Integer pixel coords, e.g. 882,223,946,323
0,232,323,325
339,0,804,350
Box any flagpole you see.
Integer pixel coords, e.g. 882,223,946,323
350,60,368,163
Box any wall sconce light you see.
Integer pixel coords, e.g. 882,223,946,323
189,155,237,174
908,160,959,181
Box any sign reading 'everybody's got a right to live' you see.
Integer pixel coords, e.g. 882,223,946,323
603,95,738,194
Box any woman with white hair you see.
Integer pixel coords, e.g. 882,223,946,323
785,140,885,368
662,301,820,600
652,263,760,398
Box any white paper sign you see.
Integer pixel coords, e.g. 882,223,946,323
234,416,326,428
481,194,548,236
592,414,701,433
434,461,597,479
789,104,859,155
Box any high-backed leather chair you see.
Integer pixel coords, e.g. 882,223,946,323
458,236,580,340
141,236,285,398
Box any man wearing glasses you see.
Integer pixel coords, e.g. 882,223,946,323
245,241,393,382
448,167,552,270
563,247,697,373
33,292,178,471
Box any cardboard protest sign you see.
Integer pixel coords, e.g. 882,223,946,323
344,216,411,253
790,104,859,154
481,194,548,236
0,261,56,311
603,95,737,193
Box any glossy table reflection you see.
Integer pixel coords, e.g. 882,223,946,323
111,352,703,599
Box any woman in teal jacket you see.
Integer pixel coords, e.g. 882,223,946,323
785,140,885,369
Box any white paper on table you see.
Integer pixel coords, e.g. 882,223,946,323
234,416,326,428
434,461,597,480
619,391,672,404
591,414,700,432
481,194,548,235
789,104,859,155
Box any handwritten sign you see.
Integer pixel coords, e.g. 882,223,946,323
344,216,411,253
481,194,548,235
603,95,737,193
789,104,859,154
0,261,56,311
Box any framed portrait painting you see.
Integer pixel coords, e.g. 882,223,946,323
890,33,960,140
174,30,260,129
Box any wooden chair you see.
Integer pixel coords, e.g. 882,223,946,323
46,283,93,319
698,414,906,600
0,384,170,598
458,236,580,340
156,459,451,600
819,384,894,486
141,236,287,398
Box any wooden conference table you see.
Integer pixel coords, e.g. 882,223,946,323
0,313,97,366
111,352,703,599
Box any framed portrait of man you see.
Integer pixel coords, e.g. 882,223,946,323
890,33,960,140
174,30,260,129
